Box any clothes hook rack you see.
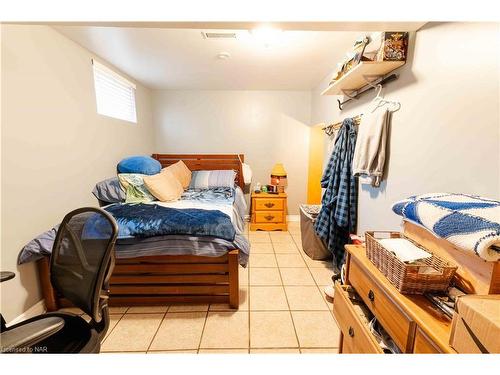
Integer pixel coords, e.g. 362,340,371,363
322,115,363,136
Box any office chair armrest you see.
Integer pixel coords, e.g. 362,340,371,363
0,317,64,352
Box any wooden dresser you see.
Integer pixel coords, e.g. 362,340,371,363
250,192,288,231
333,245,457,353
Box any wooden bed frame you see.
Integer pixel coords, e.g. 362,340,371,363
39,154,245,311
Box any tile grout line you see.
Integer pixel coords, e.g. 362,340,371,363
279,233,331,311
101,312,126,346
270,231,302,350
245,231,251,354
145,310,168,353
291,232,335,315
196,305,211,354
248,230,269,351
247,238,251,354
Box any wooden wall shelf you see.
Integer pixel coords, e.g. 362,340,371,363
321,60,405,96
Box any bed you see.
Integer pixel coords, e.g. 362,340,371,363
37,154,247,311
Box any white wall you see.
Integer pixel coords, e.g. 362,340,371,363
153,90,311,214
311,22,500,234
1,25,155,321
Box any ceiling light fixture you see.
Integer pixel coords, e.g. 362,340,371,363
216,51,231,60
251,26,283,48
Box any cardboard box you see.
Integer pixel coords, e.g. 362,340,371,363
449,295,500,353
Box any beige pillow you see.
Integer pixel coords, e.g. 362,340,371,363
143,169,183,202
164,160,191,189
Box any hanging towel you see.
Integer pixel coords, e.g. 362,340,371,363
314,118,358,267
352,108,389,187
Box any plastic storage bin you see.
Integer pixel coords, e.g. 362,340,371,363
299,204,331,261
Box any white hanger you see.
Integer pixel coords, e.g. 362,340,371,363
370,84,401,113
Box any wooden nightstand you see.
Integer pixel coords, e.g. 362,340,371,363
250,192,288,231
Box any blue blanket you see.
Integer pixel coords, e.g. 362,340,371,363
392,193,500,261
91,203,236,241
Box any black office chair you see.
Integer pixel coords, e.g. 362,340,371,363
1,207,118,353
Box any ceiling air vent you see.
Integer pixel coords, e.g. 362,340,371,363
201,31,238,39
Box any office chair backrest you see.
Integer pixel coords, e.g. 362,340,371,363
50,207,118,323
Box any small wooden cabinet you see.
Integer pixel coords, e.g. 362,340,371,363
250,192,287,231
333,245,457,354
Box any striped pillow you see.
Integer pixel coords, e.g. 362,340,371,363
189,170,236,189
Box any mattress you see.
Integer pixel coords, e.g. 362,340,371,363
115,234,249,266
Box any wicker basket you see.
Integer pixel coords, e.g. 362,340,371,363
365,231,457,294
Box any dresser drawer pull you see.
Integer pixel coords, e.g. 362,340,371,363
348,326,355,337
368,290,375,302
264,215,275,221
264,203,275,208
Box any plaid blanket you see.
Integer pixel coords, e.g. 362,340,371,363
392,193,500,261
314,118,358,266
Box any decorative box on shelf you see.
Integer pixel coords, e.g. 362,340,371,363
250,192,288,231
377,31,409,61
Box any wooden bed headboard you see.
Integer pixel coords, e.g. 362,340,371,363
152,154,245,190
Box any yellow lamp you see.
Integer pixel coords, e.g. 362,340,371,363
270,163,287,193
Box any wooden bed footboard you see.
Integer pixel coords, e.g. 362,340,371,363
38,250,240,311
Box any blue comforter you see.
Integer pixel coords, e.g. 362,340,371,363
86,203,236,241
392,193,500,261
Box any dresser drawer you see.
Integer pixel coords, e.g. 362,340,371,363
255,211,284,223
333,283,383,354
254,198,284,211
413,327,443,353
348,257,415,352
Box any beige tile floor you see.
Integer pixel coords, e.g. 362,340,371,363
65,222,340,354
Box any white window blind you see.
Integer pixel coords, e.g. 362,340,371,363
92,59,137,123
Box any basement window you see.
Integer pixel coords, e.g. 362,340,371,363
92,59,137,123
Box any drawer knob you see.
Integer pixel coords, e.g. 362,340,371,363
348,326,355,337
264,215,275,221
264,203,275,208
368,290,375,302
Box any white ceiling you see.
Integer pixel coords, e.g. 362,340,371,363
53,24,422,90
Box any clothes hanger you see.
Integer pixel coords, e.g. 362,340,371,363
370,84,401,113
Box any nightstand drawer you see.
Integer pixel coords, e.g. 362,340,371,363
254,198,284,211
333,283,383,354
255,211,284,223
348,256,415,353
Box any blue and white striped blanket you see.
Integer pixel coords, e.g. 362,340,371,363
392,193,500,261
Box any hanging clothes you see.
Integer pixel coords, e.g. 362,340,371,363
352,107,389,187
314,117,358,269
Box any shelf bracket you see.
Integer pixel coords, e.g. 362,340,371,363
337,73,399,111
362,74,384,87
340,89,359,100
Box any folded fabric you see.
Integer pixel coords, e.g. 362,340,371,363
368,317,401,354
392,193,500,261
17,225,59,264
352,108,389,187
164,160,191,189
378,238,431,263
118,173,156,203
117,155,161,175
92,177,125,203
189,170,236,189
143,169,183,202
